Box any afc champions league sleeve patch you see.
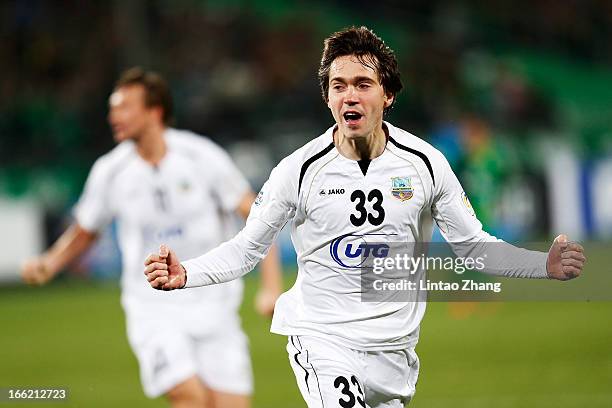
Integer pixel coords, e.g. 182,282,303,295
254,189,264,206
391,176,414,201
461,191,476,217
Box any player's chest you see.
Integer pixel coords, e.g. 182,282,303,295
303,157,429,232
110,160,212,222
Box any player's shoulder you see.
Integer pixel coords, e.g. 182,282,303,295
264,126,336,193
280,125,336,171
386,122,444,161
91,140,137,178
165,127,224,158
385,122,450,184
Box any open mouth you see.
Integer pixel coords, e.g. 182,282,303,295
343,111,363,125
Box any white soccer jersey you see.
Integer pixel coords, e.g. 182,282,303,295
183,122,548,350
74,128,250,321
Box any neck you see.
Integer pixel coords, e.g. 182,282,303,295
136,123,167,165
334,124,387,161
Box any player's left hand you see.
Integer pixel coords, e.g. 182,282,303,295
254,288,280,317
546,234,586,280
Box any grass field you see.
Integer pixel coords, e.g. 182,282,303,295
1,265,611,407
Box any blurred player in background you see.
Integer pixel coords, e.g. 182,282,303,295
144,27,586,407
22,67,282,408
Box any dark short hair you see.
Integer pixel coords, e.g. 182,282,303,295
318,26,403,113
115,67,174,125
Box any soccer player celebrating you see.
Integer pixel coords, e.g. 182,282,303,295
22,68,283,408
144,27,586,407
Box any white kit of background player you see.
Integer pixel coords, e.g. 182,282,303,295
76,128,257,396
22,68,283,408
145,28,584,407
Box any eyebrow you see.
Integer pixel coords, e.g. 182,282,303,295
330,75,377,84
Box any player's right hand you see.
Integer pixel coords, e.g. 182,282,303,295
21,257,54,285
144,244,186,290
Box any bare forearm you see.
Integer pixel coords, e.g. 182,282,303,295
258,244,283,292
42,224,98,275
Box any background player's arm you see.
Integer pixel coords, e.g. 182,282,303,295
22,224,98,285
236,191,283,316
22,153,113,286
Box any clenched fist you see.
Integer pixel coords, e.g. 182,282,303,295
22,257,54,285
144,244,186,290
546,234,586,280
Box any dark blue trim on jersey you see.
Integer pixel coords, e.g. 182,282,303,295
388,136,435,186
298,142,336,195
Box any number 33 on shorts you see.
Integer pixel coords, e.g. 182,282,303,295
334,375,365,407
288,336,419,408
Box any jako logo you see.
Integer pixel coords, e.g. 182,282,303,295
329,233,391,268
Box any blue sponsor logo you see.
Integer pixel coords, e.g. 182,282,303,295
143,225,184,243
329,233,392,268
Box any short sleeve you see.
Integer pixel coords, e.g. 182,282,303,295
73,158,114,232
203,141,251,213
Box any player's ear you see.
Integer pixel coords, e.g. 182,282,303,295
383,91,394,108
149,105,164,123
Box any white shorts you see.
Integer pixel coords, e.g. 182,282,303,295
125,308,253,398
287,335,419,408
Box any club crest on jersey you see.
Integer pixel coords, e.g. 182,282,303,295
391,177,413,201
178,180,192,192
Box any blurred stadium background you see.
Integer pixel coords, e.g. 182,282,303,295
1,1,611,407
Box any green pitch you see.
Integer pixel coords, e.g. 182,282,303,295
1,263,611,407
